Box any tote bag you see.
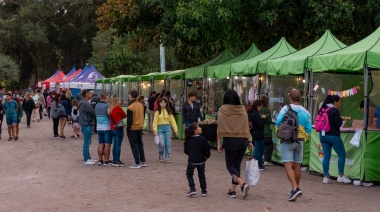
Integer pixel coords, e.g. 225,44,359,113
245,159,260,186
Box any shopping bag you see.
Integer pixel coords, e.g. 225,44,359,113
154,135,160,145
245,159,260,186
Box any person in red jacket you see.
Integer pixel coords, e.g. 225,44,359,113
108,95,127,167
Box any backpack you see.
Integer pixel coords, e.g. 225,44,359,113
277,105,299,143
57,104,67,118
315,107,331,133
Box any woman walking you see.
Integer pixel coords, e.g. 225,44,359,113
217,90,253,199
319,95,351,184
23,92,35,128
248,100,266,171
153,98,179,162
50,94,60,138
109,95,127,167
58,94,70,139
31,91,40,122
147,91,157,133
182,92,203,128
260,96,274,166
46,92,53,119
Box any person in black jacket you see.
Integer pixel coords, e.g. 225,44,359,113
319,95,351,184
248,100,266,170
184,122,210,196
147,91,157,133
23,92,35,128
182,92,203,128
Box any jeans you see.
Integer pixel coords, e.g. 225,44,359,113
127,130,146,164
82,125,93,162
186,163,206,191
52,118,59,136
254,139,264,168
111,129,124,163
320,135,346,176
158,124,172,160
97,130,112,144
263,137,273,162
280,140,303,163
223,137,248,185
39,106,43,120
25,110,32,127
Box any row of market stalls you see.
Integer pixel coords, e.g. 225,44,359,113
39,64,104,97
96,28,380,182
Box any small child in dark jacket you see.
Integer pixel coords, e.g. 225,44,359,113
184,122,211,197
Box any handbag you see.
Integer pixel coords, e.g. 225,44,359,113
110,113,125,133
245,159,260,186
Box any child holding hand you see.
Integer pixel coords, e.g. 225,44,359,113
184,122,211,197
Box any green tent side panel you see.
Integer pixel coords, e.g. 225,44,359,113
231,37,296,76
207,44,261,79
309,27,380,72
185,49,236,79
265,30,347,76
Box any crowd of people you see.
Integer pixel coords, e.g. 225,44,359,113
0,87,357,201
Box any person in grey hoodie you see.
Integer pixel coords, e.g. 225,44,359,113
79,89,96,165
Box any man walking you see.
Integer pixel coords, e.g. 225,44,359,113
275,89,311,201
3,92,18,141
127,90,146,169
36,89,46,121
79,89,96,165
95,92,112,166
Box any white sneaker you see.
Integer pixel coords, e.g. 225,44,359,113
84,159,96,165
362,182,374,187
129,163,142,169
263,161,274,166
90,159,97,163
337,175,352,184
323,177,331,184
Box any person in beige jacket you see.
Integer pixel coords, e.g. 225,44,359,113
217,90,253,199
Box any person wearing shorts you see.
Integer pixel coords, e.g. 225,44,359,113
95,92,112,166
3,92,18,141
276,89,311,201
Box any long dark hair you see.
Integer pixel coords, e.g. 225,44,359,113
53,93,61,105
250,100,262,112
223,90,241,105
157,97,173,115
319,95,340,112
184,122,198,146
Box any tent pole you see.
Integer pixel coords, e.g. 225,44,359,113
257,73,262,100
363,65,369,130
308,69,314,122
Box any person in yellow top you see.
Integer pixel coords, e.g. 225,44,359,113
153,98,179,162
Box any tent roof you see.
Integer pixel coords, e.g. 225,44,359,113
231,37,297,76
42,69,60,82
185,49,236,79
60,69,82,82
207,44,261,79
309,27,380,72
65,67,77,78
69,65,104,83
263,30,347,75
42,71,66,83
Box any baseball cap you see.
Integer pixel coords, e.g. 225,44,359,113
82,89,93,96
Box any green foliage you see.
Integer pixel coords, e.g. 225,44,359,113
0,53,19,88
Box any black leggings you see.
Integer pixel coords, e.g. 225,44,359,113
223,137,248,185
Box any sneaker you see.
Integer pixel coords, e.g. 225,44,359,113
103,160,113,166
54,135,59,139
74,134,78,139
58,136,64,140
263,161,274,166
227,189,237,198
166,159,171,163
288,187,302,201
14,135,19,140
186,188,196,196
323,177,331,184
337,175,352,184
259,167,266,171
117,161,125,167
8,137,13,141
241,183,250,199
129,163,142,169
98,160,104,166
90,159,97,163
84,159,96,165
201,190,207,197
140,162,147,167
71,135,75,138
362,182,374,187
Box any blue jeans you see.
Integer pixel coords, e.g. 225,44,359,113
97,130,111,144
320,135,346,176
111,129,124,163
254,139,264,168
280,141,303,163
81,126,93,162
158,124,172,160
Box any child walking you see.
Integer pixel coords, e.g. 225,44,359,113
184,122,211,197
71,99,80,138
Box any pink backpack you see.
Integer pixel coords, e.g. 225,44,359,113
315,107,331,133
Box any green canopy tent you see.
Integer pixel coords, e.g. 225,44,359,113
307,27,380,182
207,44,261,79
231,37,297,76
185,49,236,79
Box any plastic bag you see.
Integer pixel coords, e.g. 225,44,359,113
154,135,160,145
245,159,260,186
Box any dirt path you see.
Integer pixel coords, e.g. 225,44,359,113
0,116,378,212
